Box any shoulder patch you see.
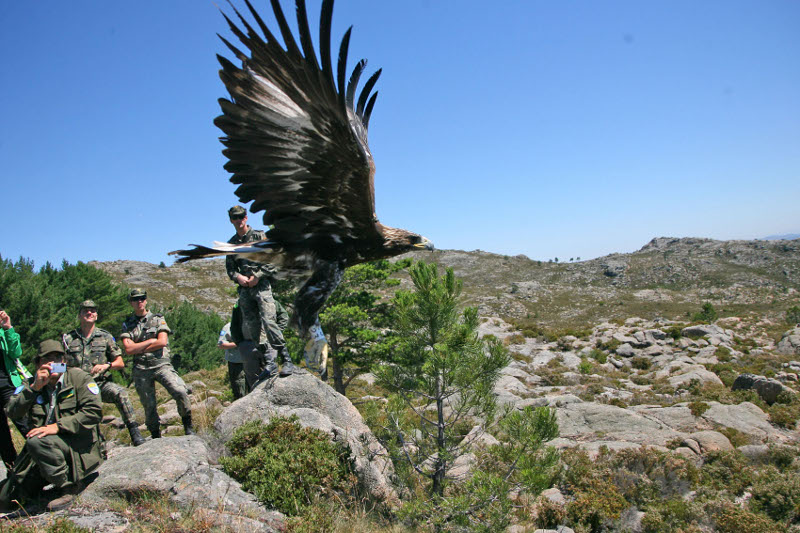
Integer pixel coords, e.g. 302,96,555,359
13,385,24,395
87,382,100,395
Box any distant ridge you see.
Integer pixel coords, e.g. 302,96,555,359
762,233,800,241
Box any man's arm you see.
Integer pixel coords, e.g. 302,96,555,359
0,312,22,360
92,354,124,376
122,332,167,355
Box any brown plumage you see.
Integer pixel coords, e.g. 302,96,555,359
170,0,433,335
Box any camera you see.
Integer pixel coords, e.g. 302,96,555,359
51,362,67,373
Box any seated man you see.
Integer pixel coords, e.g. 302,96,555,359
0,340,104,513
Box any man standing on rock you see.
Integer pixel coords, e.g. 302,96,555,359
63,299,145,446
120,289,194,438
0,340,104,513
226,205,295,377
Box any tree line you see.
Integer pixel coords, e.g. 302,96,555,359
0,256,223,375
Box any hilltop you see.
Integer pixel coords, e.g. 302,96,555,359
93,236,800,330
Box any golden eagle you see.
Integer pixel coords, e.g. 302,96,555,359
170,0,433,337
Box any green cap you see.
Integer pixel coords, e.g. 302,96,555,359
228,205,247,218
37,339,65,361
79,299,98,310
128,288,147,300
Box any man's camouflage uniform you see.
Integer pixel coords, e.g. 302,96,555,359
0,367,103,510
62,328,139,430
120,312,191,438
226,226,292,375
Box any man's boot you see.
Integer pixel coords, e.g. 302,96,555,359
46,482,84,511
128,422,146,446
148,424,161,439
182,415,196,436
278,345,297,377
257,345,279,380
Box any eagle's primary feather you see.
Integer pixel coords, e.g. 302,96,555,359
170,0,433,336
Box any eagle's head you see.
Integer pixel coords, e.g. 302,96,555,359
380,226,435,257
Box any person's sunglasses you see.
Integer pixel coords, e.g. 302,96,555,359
130,296,147,302
230,215,245,221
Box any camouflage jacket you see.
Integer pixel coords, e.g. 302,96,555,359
8,368,104,482
226,227,276,282
62,327,121,382
120,312,171,369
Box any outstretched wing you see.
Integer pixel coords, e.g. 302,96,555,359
216,0,384,250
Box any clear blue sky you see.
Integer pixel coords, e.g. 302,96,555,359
2,1,799,268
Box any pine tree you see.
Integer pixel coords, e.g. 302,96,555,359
374,262,559,531
319,259,408,394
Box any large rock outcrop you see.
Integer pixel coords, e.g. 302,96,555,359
80,435,284,532
215,371,398,506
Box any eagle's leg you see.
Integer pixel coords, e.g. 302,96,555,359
291,261,345,375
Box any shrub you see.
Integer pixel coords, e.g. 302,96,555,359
713,502,784,533
631,356,651,370
578,358,593,375
688,401,710,417
641,499,704,533
693,302,718,323
749,466,800,522
718,427,751,448
701,450,754,495
565,478,627,532
220,417,356,516
787,305,800,325
768,400,800,429
715,346,732,362
588,349,608,364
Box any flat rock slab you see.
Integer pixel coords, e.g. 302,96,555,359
555,402,682,447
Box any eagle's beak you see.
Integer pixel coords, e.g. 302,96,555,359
414,237,435,251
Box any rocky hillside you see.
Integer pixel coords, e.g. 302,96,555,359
94,236,800,329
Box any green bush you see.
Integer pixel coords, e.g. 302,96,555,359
787,305,800,325
220,417,355,516
688,401,710,417
715,346,732,362
768,401,800,429
588,349,608,364
713,502,784,533
692,302,718,323
749,466,800,522
631,356,651,370
578,357,593,375
701,451,754,495
641,499,704,533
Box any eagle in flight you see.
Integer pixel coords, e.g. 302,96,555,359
171,0,434,338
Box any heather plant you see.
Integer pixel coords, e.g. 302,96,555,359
220,417,356,516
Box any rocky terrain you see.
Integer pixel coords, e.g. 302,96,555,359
4,236,798,531
94,236,800,329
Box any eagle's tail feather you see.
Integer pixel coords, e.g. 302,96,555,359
168,240,277,263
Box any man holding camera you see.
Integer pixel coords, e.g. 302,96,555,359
121,289,193,438
63,299,145,446
0,340,104,513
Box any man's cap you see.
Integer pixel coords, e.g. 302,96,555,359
228,205,247,218
36,339,65,361
79,299,98,310
128,288,147,300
